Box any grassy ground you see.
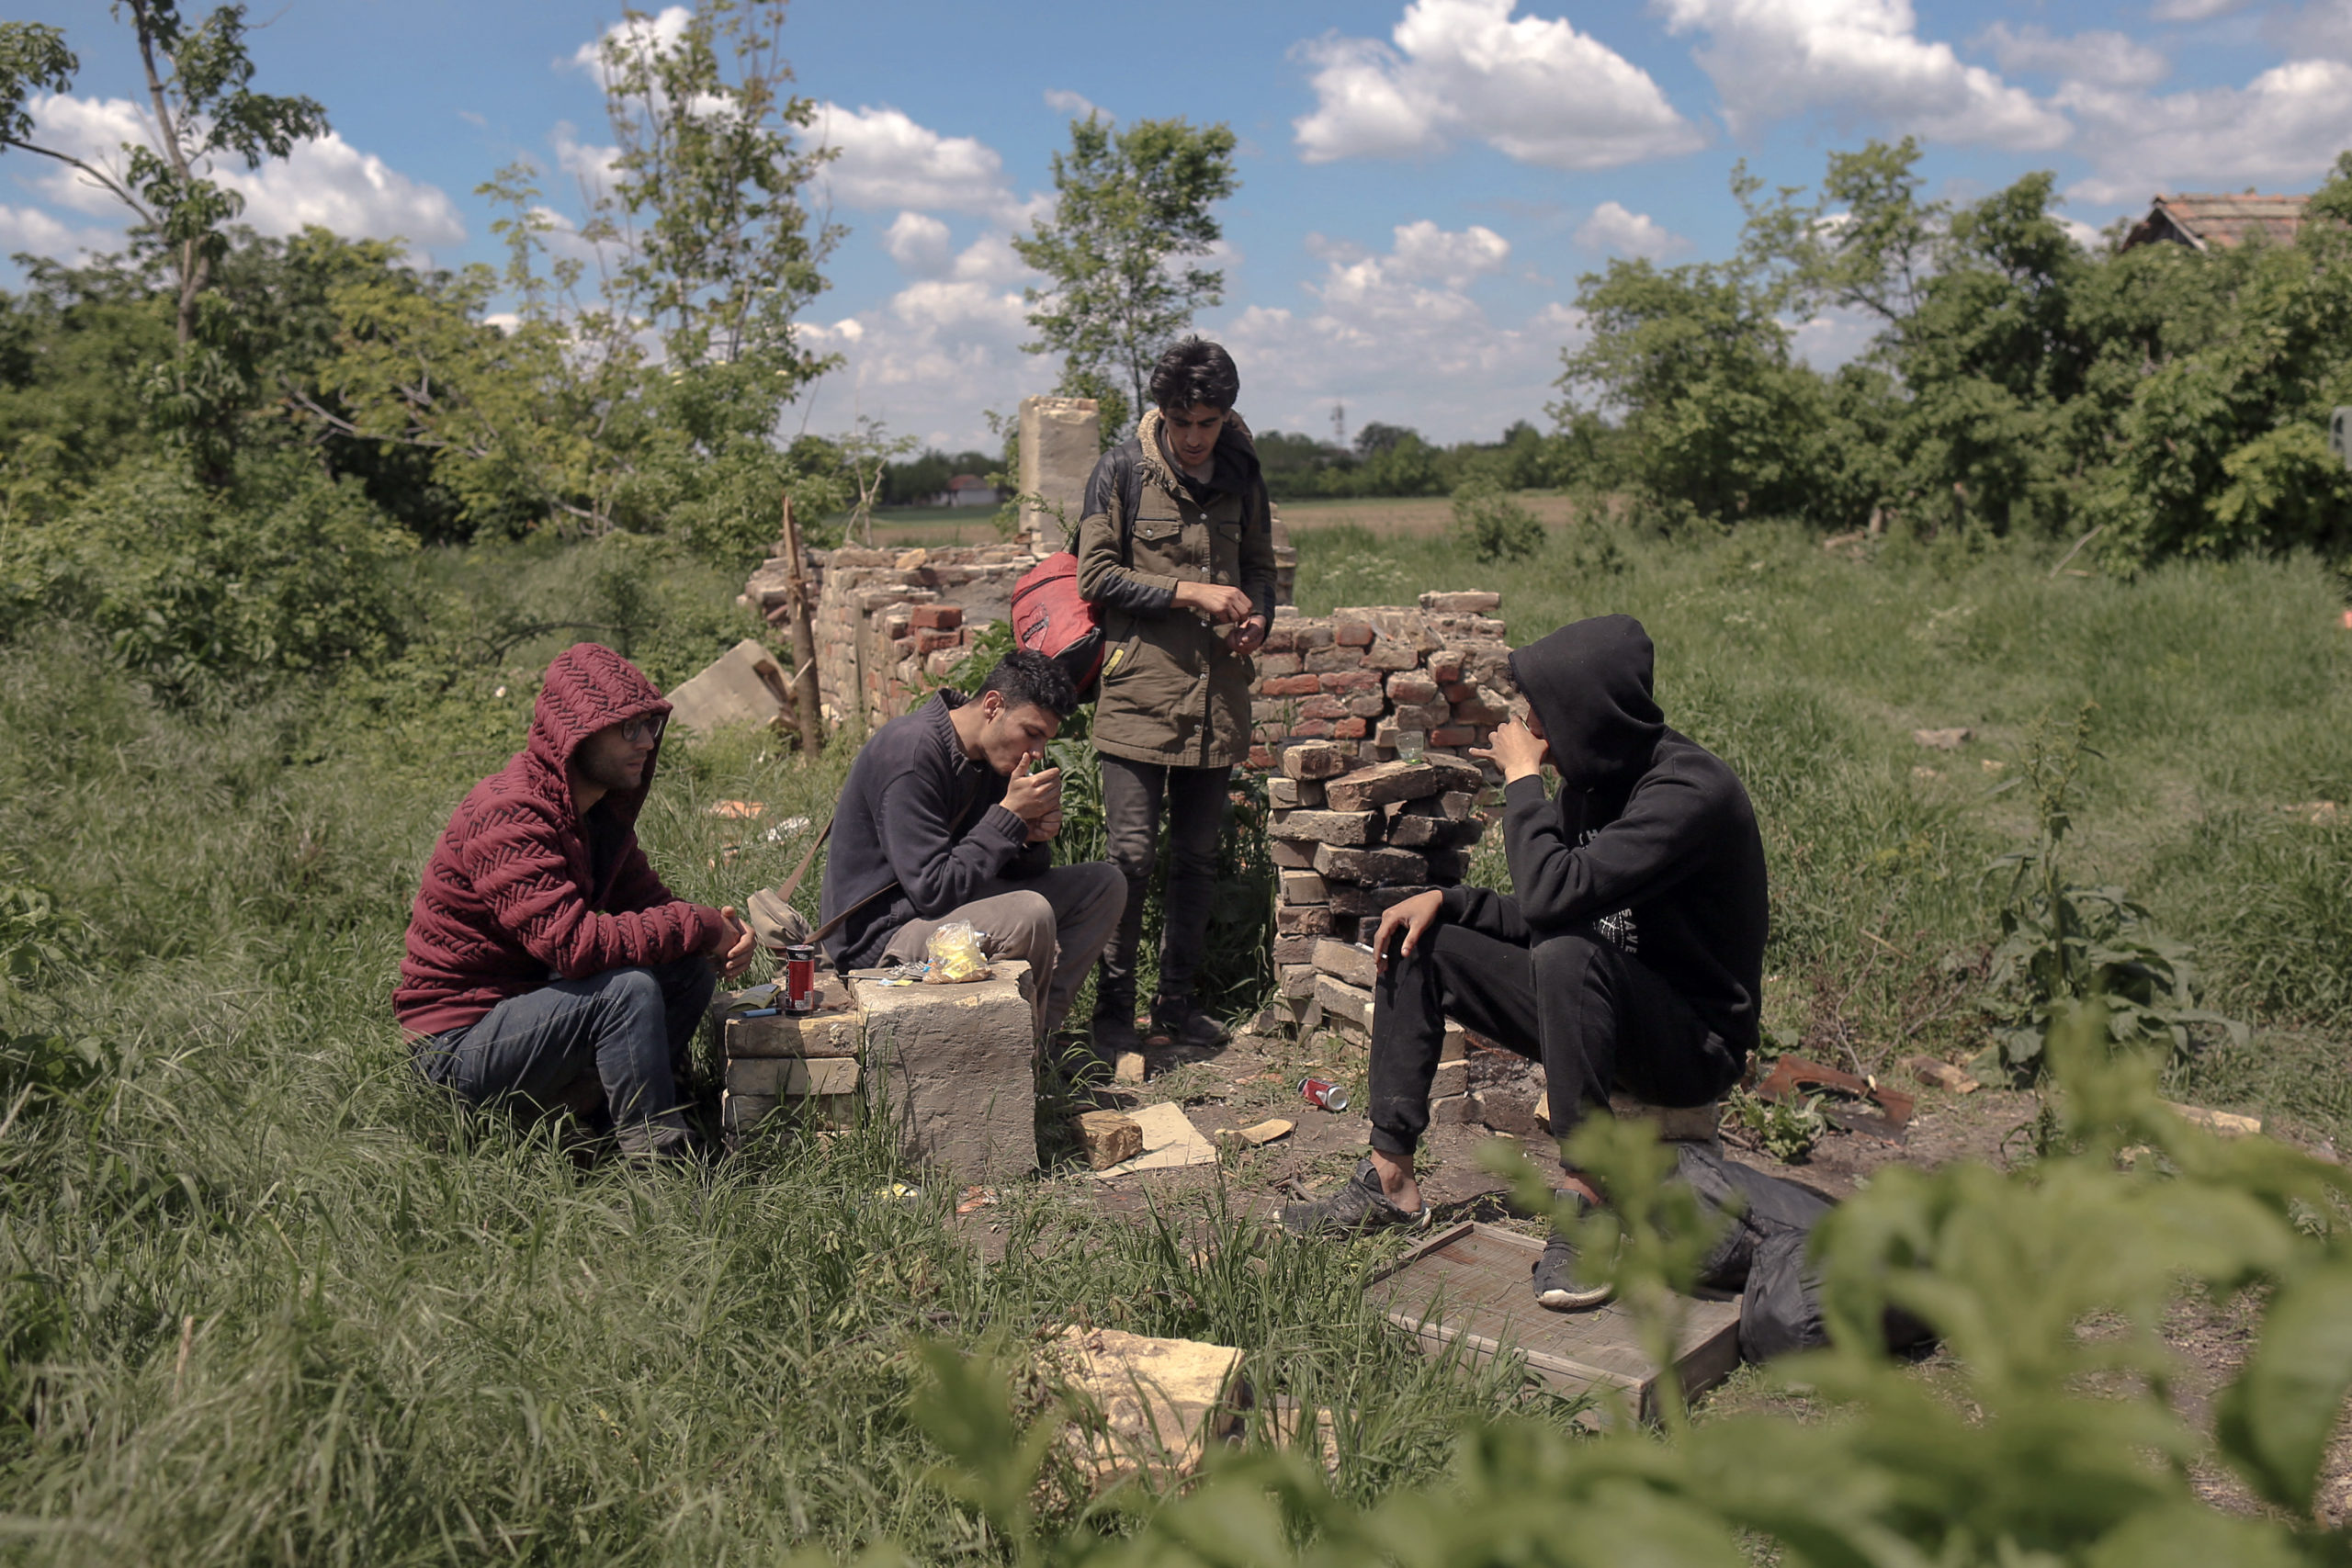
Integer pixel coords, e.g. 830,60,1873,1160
4,515,2350,1561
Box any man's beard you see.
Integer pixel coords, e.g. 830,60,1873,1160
580,751,644,794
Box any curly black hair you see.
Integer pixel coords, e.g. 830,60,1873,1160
978,649,1080,720
1148,336,1239,412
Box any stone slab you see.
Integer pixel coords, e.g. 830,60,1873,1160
724,987,864,1057
1312,937,1377,989
851,960,1038,1179
1313,973,1374,1032
1271,810,1378,845
1372,1222,1742,1425
726,1055,861,1097
665,638,790,735
1312,843,1428,885
1018,396,1100,550
1322,761,1453,814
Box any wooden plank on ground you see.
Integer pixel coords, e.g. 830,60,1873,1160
1369,1221,1743,1423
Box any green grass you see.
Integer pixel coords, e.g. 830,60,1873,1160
5,517,2351,1560
1297,516,2352,1130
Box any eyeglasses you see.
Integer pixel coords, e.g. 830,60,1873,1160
619,714,666,744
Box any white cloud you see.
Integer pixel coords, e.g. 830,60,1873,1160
1216,220,1569,440
1043,88,1105,118
565,6,692,81
884,210,955,276
14,93,460,253
17,94,148,215
1979,23,2168,89
2273,0,2352,59
2062,58,2352,203
1655,0,2070,150
811,103,1028,221
1292,0,1704,169
0,203,118,261
216,131,465,249
2151,0,2254,21
550,121,622,205
1574,200,1689,258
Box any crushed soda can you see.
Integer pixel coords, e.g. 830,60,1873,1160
1300,1077,1350,1112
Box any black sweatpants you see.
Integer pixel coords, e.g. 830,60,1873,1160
1367,920,1744,1163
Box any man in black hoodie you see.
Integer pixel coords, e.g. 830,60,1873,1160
1282,615,1768,1308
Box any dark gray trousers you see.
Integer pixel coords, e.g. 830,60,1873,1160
1368,921,1743,1163
414,955,715,1147
1096,756,1230,1015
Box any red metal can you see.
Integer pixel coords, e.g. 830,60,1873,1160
1299,1077,1350,1112
782,943,818,1013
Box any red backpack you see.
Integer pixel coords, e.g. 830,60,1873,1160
1012,551,1105,694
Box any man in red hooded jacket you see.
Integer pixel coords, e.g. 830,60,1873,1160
396,643,755,1156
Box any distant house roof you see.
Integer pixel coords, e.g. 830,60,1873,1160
2122,192,2311,253
946,473,989,491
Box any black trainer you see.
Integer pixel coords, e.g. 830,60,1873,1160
1278,1158,1430,1236
1151,997,1229,1050
1532,1229,1615,1311
1091,1013,1143,1057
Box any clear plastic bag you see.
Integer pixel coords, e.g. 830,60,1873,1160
922,919,990,983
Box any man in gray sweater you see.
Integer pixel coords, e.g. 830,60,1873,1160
813,650,1124,1042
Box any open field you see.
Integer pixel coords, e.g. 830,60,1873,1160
4,518,2351,1561
1273,491,1583,536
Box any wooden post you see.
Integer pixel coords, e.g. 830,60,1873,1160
779,493,824,757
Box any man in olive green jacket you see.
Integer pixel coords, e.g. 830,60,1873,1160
1075,338,1279,1053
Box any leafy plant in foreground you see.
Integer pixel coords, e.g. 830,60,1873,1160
1982,704,2245,1079
908,999,2352,1565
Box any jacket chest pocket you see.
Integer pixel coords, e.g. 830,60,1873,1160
1129,509,1198,577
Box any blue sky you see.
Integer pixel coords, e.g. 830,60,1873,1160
8,0,2352,450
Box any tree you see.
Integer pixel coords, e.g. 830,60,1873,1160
1015,115,1238,431
1,6,327,484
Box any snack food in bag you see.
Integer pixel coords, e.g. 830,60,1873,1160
922,920,990,983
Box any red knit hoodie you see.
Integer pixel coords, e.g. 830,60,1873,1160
394,643,729,1037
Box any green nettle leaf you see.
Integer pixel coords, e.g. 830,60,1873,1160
2216,1259,2352,1513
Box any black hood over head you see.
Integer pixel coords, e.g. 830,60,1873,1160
1509,615,1666,790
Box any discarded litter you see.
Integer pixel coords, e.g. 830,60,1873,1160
923,920,990,982
1089,1101,1218,1179
1216,1118,1294,1147
956,1185,999,1215
1300,1077,1350,1112
762,816,814,842
708,799,766,819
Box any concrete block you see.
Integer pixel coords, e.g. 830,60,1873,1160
724,990,864,1057
1266,775,1323,808
1074,1110,1144,1170
1282,740,1351,780
726,1055,861,1098
1312,843,1428,885
1329,884,1430,917
1313,973,1374,1032
721,1089,777,1133
1018,396,1101,550
1312,936,1376,989
1432,1059,1469,1099
1271,840,1316,871
665,638,789,736
1324,761,1453,814
1279,870,1330,903
1278,963,1318,998
1430,1093,1476,1126
852,960,1039,1179
1274,904,1333,937
1270,809,1378,845
1419,591,1501,614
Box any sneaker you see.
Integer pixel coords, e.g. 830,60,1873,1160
1279,1158,1430,1236
1091,1013,1144,1057
1532,1230,1615,1311
1151,997,1229,1050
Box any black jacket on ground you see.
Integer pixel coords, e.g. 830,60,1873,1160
820,691,1047,971
1441,615,1770,1049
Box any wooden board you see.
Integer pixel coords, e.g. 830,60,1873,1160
1370,1222,1743,1423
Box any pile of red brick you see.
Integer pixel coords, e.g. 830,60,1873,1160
1266,750,1489,1052
1247,592,1519,771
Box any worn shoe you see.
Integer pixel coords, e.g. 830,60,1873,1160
1279,1158,1431,1236
1532,1230,1615,1311
1091,1013,1144,1057
1151,997,1230,1051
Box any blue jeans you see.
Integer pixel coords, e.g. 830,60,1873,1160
415,957,716,1150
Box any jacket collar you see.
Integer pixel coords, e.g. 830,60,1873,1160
1136,407,1261,500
